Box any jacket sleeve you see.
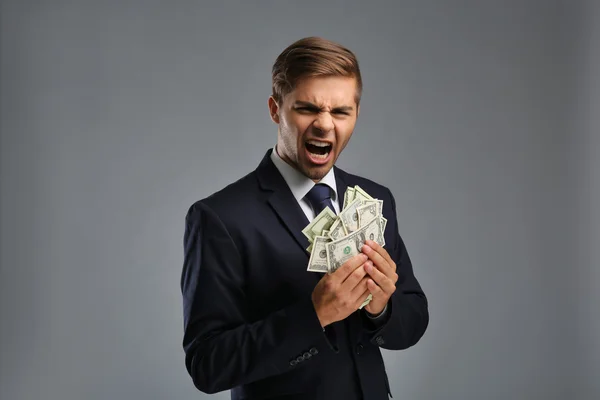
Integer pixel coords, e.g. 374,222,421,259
361,188,429,350
181,201,337,394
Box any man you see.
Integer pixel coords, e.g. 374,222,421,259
181,37,429,400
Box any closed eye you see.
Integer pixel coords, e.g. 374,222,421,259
295,107,319,113
296,107,350,116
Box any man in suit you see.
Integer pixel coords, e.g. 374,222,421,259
181,37,429,399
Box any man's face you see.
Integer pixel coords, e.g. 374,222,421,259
268,76,360,182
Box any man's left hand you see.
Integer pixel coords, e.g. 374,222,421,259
361,240,398,316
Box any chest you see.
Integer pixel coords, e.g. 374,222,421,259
232,208,320,319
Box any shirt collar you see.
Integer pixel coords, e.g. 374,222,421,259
270,145,338,204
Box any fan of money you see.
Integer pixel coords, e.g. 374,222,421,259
302,185,387,309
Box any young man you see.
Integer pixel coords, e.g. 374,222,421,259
181,37,429,400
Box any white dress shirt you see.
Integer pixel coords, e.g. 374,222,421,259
270,146,388,320
270,146,340,220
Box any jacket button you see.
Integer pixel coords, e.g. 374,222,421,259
303,352,311,360
296,356,304,363
375,336,385,346
356,343,364,355
290,360,297,367
309,347,319,355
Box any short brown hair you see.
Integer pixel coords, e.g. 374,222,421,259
271,37,362,105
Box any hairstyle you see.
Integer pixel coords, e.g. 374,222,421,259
271,37,362,105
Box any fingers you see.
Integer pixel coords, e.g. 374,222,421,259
365,240,396,271
362,243,397,282
362,245,388,271
364,261,396,294
341,261,368,292
332,253,368,282
349,276,369,299
353,288,372,310
366,278,385,297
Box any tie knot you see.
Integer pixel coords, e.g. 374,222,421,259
305,184,335,216
306,184,332,204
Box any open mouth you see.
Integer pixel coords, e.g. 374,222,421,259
305,139,333,160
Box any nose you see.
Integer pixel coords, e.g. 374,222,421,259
313,112,334,134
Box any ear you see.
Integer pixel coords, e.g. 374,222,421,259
268,96,280,124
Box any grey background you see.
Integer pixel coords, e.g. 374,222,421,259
0,1,597,399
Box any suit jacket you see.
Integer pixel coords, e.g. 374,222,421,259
181,149,429,400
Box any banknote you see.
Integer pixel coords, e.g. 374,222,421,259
353,185,374,204
304,185,389,280
339,198,362,234
307,236,330,273
326,217,384,273
328,218,347,241
343,187,355,210
364,199,383,216
311,230,330,252
357,202,378,228
359,293,373,309
302,207,336,243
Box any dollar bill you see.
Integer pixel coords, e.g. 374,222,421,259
302,207,336,243
354,185,374,200
326,217,384,272
358,293,373,309
305,186,389,276
343,187,355,210
339,198,362,234
357,202,378,228
307,229,334,253
307,236,330,273
364,199,383,216
328,218,347,241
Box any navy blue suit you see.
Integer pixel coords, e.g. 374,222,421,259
181,149,429,399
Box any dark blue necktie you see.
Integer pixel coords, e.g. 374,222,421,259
305,184,336,215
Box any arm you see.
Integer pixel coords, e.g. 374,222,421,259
181,202,336,394
360,188,429,349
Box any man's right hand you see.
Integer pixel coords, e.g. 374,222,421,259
311,253,372,328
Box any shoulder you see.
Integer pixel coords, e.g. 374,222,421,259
185,170,260,224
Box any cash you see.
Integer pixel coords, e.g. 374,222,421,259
302,207,337,243
305,186,388,308
306,236,330,273
326,217,384,272
357,202,378,227
306,185,386,271
338,198,363,234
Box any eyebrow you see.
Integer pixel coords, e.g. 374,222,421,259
293,101,354,113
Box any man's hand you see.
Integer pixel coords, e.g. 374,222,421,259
361,240,398,316
312,253,372,328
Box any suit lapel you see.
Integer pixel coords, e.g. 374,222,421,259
256,150,311,254
268,192,311,253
